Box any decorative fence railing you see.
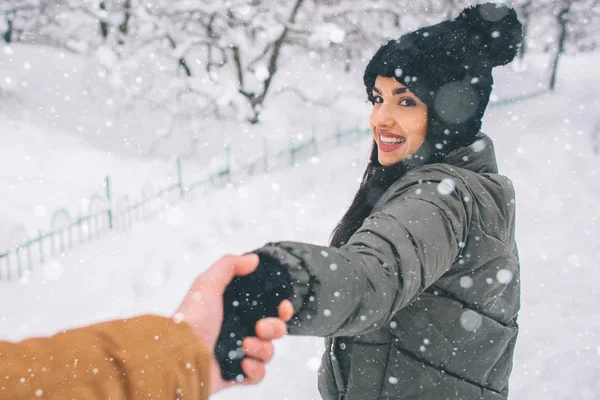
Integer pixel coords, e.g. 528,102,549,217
0,126,370,282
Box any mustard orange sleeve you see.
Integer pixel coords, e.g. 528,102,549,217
0,315,212,400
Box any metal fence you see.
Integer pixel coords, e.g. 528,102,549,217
0,126,370,282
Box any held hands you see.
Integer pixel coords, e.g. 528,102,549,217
215,253,295,381
174,254,294,395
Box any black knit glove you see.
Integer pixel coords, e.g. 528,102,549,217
215,253,294,381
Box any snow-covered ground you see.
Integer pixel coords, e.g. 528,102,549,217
1,44,599,399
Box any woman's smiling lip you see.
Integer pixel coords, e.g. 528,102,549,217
377,131,407,153
378,131,406,140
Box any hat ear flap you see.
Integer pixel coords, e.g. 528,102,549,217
458,3,523,67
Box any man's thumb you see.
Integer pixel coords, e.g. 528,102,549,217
204,253,259,290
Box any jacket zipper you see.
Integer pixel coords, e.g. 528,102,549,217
329,338,347,400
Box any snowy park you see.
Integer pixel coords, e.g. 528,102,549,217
1,1,599,399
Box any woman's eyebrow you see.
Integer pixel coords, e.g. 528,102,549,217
372,86,410,95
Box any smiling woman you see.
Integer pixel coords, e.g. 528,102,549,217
217,3,525,400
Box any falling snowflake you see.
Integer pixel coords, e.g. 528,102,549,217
307,357,321,371
460,276,474,289
496,269,513,284
437,178,456,195
471,140,486,152
237,186,250,199
460,310,483,332
43,260,64,281
254,66,270,82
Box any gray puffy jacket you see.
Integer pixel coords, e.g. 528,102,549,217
255,133,520,399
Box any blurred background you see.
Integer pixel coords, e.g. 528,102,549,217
0,1,599,399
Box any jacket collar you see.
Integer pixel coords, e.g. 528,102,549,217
442,132,499,174
378,132,499,178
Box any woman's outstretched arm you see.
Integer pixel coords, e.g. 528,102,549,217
254,167,471,337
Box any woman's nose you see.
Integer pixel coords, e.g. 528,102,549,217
372,103,394,129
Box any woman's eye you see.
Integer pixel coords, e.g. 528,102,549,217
372,95,383,104
399,98,416,107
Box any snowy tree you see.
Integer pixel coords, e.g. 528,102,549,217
3,0,599,125
548,0,599,90
1,0,53,45
86,0,316,124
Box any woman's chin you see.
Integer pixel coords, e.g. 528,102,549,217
378,154,404,166
378,158,399,167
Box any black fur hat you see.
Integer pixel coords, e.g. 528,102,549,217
364,3,523,160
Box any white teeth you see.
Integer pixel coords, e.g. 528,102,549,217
379,134,406,145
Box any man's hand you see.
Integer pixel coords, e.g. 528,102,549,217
174,254,294,395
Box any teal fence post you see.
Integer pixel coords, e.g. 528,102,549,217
177,157,184,199
225,145,231,184
67,225,73,248
312,127,318,156
6,252,11,281
38,231,44,264
26,244,32,271
105,176,113,230
49,232,55,256
15,248,21,278
263,137,269,172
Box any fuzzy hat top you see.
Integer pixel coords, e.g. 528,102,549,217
364,2,523,160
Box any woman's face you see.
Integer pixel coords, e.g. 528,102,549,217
369,76,428,166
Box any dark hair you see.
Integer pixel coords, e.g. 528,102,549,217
329,141,408,248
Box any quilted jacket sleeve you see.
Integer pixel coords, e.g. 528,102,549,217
254,167,471,337
0,315,211,400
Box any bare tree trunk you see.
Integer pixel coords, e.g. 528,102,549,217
549,3,571,91
99,1,109,39
119,0,131,35
3,16,13,43
179,58,192,77
238,0,306,124
519,0,532,61
344,46,352,73
166,35,193,77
